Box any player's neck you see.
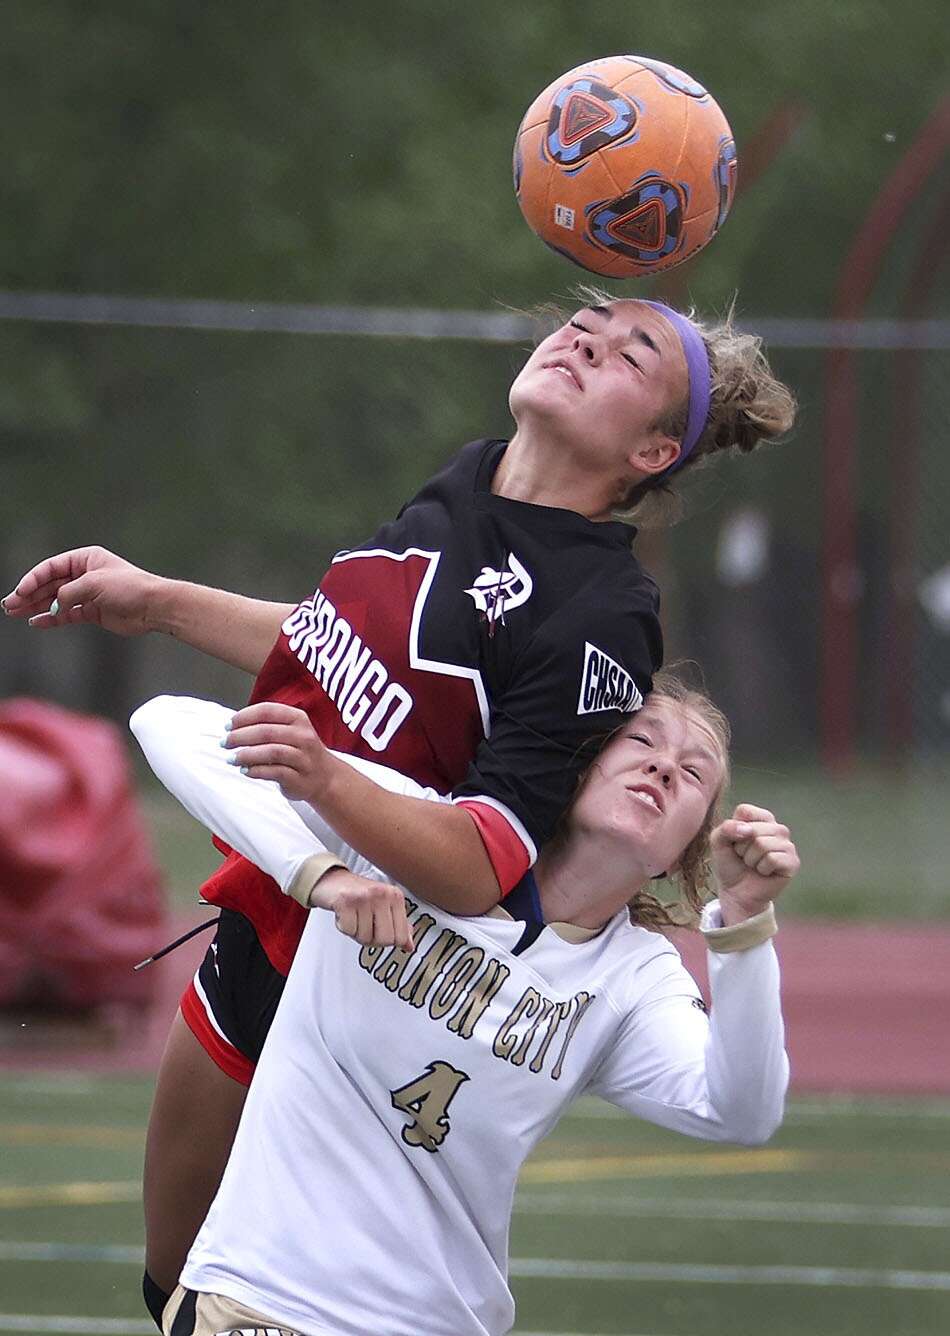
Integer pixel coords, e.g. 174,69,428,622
494,430,623,523
534,836,649,929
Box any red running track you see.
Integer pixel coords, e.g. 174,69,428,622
673,921,950,1095
2,915,949,1095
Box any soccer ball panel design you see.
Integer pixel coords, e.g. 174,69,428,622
715,137,738,229
513,121,546,204
514,54,736,278
628,55,710,99
677,96,733,216
531,151,629,275
544,77,640,167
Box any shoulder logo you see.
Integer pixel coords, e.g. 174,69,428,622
464,552,533,627
577,641,643,715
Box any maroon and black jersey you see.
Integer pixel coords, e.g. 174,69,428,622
200,439,662,973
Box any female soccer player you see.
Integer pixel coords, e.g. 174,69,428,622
3,295,796,1312
130,677,797,1336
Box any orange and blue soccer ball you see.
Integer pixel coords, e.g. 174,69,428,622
513,55,737,279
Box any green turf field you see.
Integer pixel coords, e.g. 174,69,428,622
1,1073,947,1335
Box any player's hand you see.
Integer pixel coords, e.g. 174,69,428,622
313,867,414,950
2,546,162,636
224,701,329,802
710,803,800,924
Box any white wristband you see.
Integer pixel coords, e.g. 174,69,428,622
701,901,777,953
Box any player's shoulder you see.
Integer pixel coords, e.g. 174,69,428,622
351,438,503,551
594,915,698,1010
531,556,662,657
585,554,660,616
539,527,659,612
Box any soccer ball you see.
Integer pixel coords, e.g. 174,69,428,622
513,55,737,279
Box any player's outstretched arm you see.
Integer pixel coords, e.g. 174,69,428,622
224,701,503,914
3,545,293,675
129,695,413,949
589,807,797,1146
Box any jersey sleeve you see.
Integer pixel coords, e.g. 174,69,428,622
452,582,661,893
585,930,788,1145
130,695,448,893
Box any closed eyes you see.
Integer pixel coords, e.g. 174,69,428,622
628,732,704,783
569,321,641,372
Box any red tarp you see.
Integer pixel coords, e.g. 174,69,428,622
0,697,168,1011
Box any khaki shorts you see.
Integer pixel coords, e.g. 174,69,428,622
162,1284,304,1336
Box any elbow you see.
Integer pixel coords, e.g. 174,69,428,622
712,1075,789,1146
129,694,170,743
129,694,182,762
452,867,503,916
731,1115,783,1147
721,1098,787,1147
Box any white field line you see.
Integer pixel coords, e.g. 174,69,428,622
0,1320,152,1334
782,1098,950,1122
16,1080,945,1116
514,1192,950,1228
561,1096,950,1122
0,1242,142,1263
509,1258,950,1290
2,1077,101,1097
0,1324,655,1336
4,1242,950,1292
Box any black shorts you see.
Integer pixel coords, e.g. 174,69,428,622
180,909,286,1086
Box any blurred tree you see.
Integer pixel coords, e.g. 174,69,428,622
1,0,947,729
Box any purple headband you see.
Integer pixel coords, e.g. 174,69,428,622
640,300,711,473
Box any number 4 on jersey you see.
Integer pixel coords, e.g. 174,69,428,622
391,1060,470,1152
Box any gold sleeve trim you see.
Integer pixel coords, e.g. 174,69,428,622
287,853,348,908
702,901,777,954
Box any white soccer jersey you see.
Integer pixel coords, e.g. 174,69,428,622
131,696,788,1336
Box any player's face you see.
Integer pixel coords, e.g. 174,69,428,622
508,300,689,474
570,697,725,880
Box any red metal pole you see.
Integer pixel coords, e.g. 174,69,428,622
735,100,809,193
657,100,809,306
820,96,950,773
650,101,811,639
885,182,950,760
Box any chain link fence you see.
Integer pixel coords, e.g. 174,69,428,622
2,303,948,767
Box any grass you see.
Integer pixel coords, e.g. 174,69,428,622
139,788,222,912
0,1074,948,1335
139,761,950,921
725,761,950,919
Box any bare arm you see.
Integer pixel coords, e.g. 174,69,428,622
3,546,292,675
150,579,293,674
224,701,502,913
129,693,413,948
303,750,501,912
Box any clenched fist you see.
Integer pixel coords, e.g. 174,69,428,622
711,803,800,925
311,867,414,951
